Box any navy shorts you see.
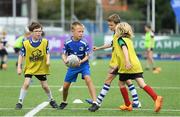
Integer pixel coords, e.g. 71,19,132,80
119,73,143,81
0,49,8,56
25,74,47,81
14,47,21,54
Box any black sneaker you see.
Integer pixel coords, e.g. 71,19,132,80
58,102,68,109
88,103,99,112
15,103,22,110
50,100,58,108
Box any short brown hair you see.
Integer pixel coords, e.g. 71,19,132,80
71,21,84,30
107,14,121,24
28,22,42,32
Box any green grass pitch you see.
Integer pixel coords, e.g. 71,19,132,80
0,59,180,116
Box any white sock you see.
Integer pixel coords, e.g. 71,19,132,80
128,84,139,104
46,90,53,101
18,88,27,104
97,84,110,105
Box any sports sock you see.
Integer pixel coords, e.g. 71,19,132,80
18,88,27,104
96,83,110,105
46,90,53,101
128,84,139,104
120,87,131,106
143,85,157,101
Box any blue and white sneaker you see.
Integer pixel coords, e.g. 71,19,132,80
132,102,142,108
85,99,93,105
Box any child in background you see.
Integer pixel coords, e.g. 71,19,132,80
0,31,8,70
144,25,161,73
14,27,31,67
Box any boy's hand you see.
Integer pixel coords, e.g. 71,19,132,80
77,59,82,66
125,61,132,70
93,46,97,51
46,61,50,66
64,59,68,64
17,67,22,75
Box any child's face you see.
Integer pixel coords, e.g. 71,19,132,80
32,28,42,40
144,26,149,32
72,25,84,40
108,21,117,31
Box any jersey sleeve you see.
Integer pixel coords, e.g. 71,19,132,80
118,38,127,47
110,40,113,47
85,43,90,55
62,42,68,54
20,44,26,56
46,40,49,54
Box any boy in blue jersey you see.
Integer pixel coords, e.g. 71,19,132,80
58,21,99,112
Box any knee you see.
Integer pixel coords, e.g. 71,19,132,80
104,76,114,84
139,83,146,89
23,83,29,89
125,80,132,85
85,79,92,85
118,81,126,88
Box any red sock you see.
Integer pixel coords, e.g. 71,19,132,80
120,87,131,106
143,85,157,101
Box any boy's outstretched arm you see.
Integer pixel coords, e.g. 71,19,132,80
93,43,112,51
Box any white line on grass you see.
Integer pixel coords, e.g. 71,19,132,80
1,107,180,112
1,85,180,90
24,101,49,117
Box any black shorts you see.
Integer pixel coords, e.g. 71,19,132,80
14,48,21,54
24,74,47,81
119,73,143,81
0,49,8,56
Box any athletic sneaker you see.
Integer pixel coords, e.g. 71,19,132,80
119,104,132,111
49,100,58,108
85,99,93,105
154,96,163,112
58,102,68,109
15,103,22,110
88,103,99,112
132,102,141,108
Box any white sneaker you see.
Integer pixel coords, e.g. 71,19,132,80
132,102,141,108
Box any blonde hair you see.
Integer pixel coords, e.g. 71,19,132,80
71,21,84,30
115,22,134,39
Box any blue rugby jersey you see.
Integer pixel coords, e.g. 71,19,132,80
63,37,90,65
